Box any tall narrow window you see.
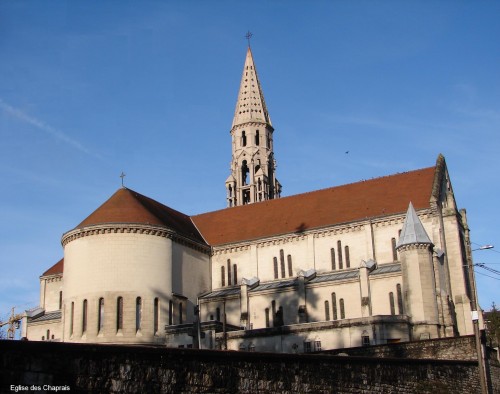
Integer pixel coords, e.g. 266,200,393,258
391,238,398,261
82,299,88,333
136,297,142,331
287,255,293,277
227,260,232,286
154,298,159,334
332,293,338,320
59,291,62,310
337,241,343,269
345,246,350,268
280,249,285,278
221,266,225,287
98,297,104,332
396,284,403,315
340,298,345,319
117,297,123,330
242,131,247,147
331,248,336,270
233,264,238,285
179,302,183,324
70,302,74,335
265,308,270,328
325,300,330,321
216,307,221,322
389,292,395,315
273,257,278,279
255,130,260,145
47,330,50,340
242,160,249,185
271,300,276,327
168,300,173,325
277,306,284,326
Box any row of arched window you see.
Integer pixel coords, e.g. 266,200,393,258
389,284,404,315
324,293,345,320
69,296,161,336
331,241,351,270
221,259,238,287
273,249,293,279
240,130,270,148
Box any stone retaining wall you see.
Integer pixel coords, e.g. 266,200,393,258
0,340,488,393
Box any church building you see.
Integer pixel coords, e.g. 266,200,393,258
23,46,479,353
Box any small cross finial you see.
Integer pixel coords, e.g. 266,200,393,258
245,31,253,47
120,171,126,187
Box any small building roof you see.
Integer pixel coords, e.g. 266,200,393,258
42,258,64,277
75,187,205,244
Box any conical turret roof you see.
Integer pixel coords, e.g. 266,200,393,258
397,202,432,248
232,47,272,129
75,188,205,243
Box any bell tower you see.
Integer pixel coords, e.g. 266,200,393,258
225,46,281,207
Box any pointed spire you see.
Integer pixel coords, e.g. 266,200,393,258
397,202,432,248
232,47,272,129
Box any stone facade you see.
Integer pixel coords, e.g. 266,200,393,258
23,46,480,356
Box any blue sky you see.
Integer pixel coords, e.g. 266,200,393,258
1,1,499,329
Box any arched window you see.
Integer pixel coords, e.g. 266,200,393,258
136,297,142,331
154,298,159,334
332,293,338,320
82,299,88,333
325,300,330,321
70,302,74,336
168,300,173,325
396,284,403,314
265,308,270,328
389,292,395,315
340,298,345,319
216,307,221,322
242,131,247,147
287,255,293,277
255,130,260,145
337,241,343,269
391,238,398,261
47,329,50,341
227,260,232,286
271,300,276,327
331,248,336,270
241,160,249,185
221,266,225,287
233,264,238,284
345,246,350,268
117,297,123,330
98,297,104,332
59,291,62,310
280,249,285,278
273,257,278,279
179,302,183,324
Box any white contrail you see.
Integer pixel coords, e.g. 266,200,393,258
0,98,94,156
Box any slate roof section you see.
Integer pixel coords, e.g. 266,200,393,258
42,258,64,277
192,166,436,246
75,187,206,244
369,263,402,276
308,270,359,284
28,310,62,323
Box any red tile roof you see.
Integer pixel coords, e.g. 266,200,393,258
76,187,206,243
42,258,64,276
191,166,437,246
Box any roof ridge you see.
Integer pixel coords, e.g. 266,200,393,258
192,165,436,218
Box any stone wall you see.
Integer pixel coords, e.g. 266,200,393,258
0,340,488,393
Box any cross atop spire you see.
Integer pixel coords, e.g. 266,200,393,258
120,171,126,188
245,31,253,47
